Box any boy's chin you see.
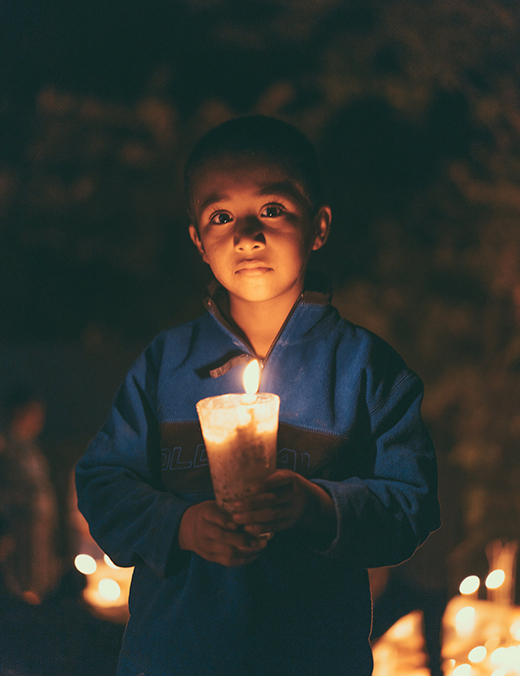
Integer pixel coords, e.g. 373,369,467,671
229,282,301,306
231,289,275,304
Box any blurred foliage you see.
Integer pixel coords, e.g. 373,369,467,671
2,0,520,557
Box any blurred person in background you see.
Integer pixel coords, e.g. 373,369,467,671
0,387,61,604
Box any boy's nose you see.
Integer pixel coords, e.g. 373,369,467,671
233,217,266,251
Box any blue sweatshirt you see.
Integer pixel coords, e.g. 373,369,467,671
76,282,440,676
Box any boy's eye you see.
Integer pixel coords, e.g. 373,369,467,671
209,212,233,225
261,204,285,218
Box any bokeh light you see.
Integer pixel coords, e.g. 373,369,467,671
510,619,520,641
104,554,120,569
98,578,121,602
452,664,472,676
485,569,506,590
455,606,477,635
74,554,97,575
468,646,486,663
459,575,480,595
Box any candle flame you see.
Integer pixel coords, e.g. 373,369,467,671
243,360,260,395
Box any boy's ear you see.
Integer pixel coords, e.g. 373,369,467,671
189,224,208,263
311,206,332,251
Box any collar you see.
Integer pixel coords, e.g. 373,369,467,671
203,272,333,379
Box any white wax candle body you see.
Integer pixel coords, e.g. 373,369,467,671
206,425,278,509
196,393,280,511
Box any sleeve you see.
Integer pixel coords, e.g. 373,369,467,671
312,359,441,569
75,344,192,579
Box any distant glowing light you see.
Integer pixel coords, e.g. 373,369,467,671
510,619,520,641
507,645,520,667
468,646,487,663
104,554,120,569
486,569,506,589
98,578,121,601
388,614,415,639
490,668,507,676
453,664,472,676
485,636,501,654
490,645,520,668
459,575,480,595
74,554,97,575
455,606,476,634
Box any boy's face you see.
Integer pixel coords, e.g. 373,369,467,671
189,156,330,310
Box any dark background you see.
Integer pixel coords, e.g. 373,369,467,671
1,0,520,585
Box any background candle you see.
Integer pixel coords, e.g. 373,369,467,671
196,361,280,512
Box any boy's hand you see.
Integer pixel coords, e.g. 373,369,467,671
178,500,267,567
231,470,337,548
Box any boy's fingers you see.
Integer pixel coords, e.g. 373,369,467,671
204,521,230,543
205,521,266,550
263,470,298,491
211,540,266,567
222,531,266,551
232,504,289,526
202,506,237,530
233,484,296,513
244,518,292,535
234,472,296,508
230,472,301,513
232,492,280,513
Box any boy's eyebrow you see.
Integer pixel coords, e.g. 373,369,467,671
257,181,305,203
198,181,306,214
199,192,227,213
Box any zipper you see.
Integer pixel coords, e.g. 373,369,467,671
203,298,256,356
204,292,304,372
259,292,303,368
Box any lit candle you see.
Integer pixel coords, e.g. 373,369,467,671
196,360,280,512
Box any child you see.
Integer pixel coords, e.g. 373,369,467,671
76,116,440,676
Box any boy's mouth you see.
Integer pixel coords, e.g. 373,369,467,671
235,260,273,274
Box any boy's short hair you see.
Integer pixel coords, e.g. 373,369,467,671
184,116,323,222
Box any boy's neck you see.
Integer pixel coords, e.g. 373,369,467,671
229,290,301,359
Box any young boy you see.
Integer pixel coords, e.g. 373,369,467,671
76,116,440,676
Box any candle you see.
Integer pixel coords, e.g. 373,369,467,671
196,360,280,512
